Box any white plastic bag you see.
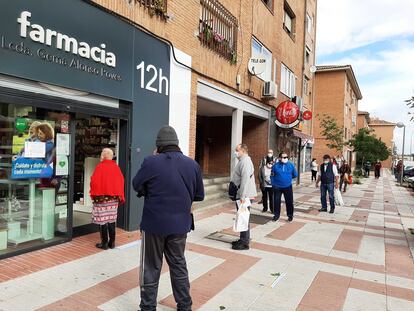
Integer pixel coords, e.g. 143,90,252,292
334,188,345,206
233,199,251,232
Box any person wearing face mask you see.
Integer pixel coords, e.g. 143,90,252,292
316,155,340,213
258,149,275,204
271,152,298,222
258,160,274,213
230,143,257,250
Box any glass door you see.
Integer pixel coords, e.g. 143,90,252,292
0,103,71,256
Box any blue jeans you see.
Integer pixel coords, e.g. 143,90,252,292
320,183,335,211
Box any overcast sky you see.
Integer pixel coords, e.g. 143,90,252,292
316,0,414,154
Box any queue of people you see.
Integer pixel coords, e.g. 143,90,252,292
89,129,378,310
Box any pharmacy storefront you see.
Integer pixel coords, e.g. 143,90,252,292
0,0,190,258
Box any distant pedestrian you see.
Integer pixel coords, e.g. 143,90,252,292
336,155,342,169
90,148,125,250
395,160,403,181
271,152,298,222
258,159,274,213
133,125,205,311
339,160,351,192
231,143,257,250
374,160,382,179
316,155,339,214
364,160,371,177
311,158,318,181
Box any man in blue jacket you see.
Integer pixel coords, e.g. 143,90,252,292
271,152,298,222
133,125,205,311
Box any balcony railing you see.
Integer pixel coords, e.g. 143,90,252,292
198,0,238,64
130,0,168,19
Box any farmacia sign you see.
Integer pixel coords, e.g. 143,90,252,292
0,11,122,81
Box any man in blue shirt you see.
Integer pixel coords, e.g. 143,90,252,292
271,152,298,222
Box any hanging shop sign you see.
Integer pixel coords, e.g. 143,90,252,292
302,110,313,121
275,100,300,128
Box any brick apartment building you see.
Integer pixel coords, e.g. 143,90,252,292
357,111,396,169
313,65,362,167
94,0,317,176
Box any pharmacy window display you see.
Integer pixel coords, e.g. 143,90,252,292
0,103,69,255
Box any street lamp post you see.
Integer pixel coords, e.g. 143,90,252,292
397,122,406,186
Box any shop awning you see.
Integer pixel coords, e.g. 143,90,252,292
292,129,314,142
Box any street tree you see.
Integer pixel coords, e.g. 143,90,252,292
349,128,391,166
318,114,347,152
406,94,414,121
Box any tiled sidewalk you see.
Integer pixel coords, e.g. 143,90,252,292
1,170,414,310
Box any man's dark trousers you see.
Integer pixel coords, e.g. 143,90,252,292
273,186,294,219
236,202,250,245
140,232,192,311
320,183,335,211
262,187,274,212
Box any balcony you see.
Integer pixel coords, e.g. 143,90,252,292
131,0,168,19
198,0,238,64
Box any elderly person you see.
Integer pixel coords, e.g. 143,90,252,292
316,155,339,213
231,143,257,250
90,148,125,250
271,152,298,222
133,126,204,311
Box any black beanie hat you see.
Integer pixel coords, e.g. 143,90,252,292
156,125,179,148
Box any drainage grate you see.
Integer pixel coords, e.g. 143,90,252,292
206,231,236,244
250,214,273,225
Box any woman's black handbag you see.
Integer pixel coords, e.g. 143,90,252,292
228,181,239,201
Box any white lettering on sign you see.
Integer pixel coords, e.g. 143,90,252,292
136,61,169,96
17,11,116,67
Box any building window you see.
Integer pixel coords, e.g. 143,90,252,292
261,0,273,10
283,2,295,37
199,0,238,63
303,75,309,95
251,37,272,82
306,13,312,34
305,46,311,64
281,63,296,98
345,104,348,116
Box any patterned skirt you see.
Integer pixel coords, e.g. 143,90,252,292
92,197,119,225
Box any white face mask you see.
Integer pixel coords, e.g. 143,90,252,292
267,153,273,158
324,160,329,164
281,158,288,164
235,151,240,158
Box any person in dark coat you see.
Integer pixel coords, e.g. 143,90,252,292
374,160,382,179
339,160,351,193
133,125,204,311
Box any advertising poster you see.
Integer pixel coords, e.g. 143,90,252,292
56,134,70,155
11,119,56,179
55,155,69,176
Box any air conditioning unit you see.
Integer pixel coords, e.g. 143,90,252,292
262,81,277,98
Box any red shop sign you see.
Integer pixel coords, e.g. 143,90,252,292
275,101,300,128
302,110,313,121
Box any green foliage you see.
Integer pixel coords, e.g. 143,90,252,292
349,128,391,166
406,95,414,122
318,114,347,152
353,177,362,185
353,169,363,178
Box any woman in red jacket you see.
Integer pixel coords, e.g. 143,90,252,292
90,148,125,250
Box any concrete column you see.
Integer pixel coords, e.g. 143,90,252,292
231,109,244,176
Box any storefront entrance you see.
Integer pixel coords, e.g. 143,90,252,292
0,89,130,258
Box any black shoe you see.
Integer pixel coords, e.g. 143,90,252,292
108,241,115,249
329,209,335,214
231,239,242,246
96,242,108,250
262,208,267,213
319,208,327,212
232,243,249,250
272,216,279,222
288,216,293,222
